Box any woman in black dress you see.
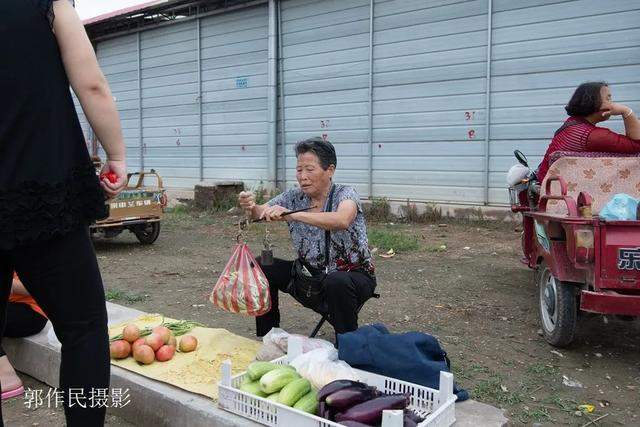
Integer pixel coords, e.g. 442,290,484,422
0,1,126,425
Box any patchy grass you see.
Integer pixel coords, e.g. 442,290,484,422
467,364,579,424
526,363,559,376
368,228,419,253
517,407,552,424
425,244,448,253
463,364,586,424
452,363,490,381
166,203,192,216
105,289,147,304
473,375,524,406
543,394,579,414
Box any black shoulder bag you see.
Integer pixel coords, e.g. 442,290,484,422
288,184,336,312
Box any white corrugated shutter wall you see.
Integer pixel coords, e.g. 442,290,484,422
83,0,640,206
93,5,270,189
201,6,269,188
95,34,140,169
279,0,372,196
139,21,199,188
488,0,640,204
372,0,488,203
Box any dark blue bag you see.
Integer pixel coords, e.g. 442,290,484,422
337,323,468,401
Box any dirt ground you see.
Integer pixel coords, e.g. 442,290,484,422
5,209,640,426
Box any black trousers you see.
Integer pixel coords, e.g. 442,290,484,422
0,227,109,427
256,258,376,337
0,302,48,357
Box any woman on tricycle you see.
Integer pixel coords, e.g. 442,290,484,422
537,81,640,182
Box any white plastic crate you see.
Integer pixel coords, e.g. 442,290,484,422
218,337,456,427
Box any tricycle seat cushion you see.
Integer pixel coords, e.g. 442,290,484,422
543,155,640,215
548,150,640,165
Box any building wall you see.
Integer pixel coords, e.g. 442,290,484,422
279,0,372,196
93,6,270,189
82,0,640,205
372,0,488,203
487,0,640,203
200,6,270,189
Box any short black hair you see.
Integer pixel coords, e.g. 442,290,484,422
294,137,337,170
565,81,608,117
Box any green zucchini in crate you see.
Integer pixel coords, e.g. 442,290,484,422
239,380,268,397
278,378,311,407
266,391,281,402
219,356,457,427
293,389,319,415
260,368,301,394
247,361,280,381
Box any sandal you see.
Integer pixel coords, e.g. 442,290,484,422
2,385,24,400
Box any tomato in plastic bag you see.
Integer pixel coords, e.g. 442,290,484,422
210,243,271,316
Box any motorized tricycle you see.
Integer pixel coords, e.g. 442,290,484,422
508,150,640,347
91,157,167,244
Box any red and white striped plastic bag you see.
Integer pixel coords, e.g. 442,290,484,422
210,243,271,316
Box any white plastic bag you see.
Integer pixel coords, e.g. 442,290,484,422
255,328,334,361
255,328,286,361
46,324,60,349
289,347,360,390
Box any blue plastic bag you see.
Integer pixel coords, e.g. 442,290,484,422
600,194,639,221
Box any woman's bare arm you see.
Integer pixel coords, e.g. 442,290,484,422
52,1,127,196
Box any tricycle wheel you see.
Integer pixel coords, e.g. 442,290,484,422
537,262,577,347
133,222,160,245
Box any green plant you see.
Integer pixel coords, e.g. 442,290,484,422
365,197,394,222
400,200,443,223
253,183,280,205
422,202,443,222
211,193,237,212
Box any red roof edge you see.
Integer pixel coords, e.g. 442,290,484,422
82,0,170,26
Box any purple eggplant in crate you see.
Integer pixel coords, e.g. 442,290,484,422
325,386,380,411
338,421,375,427
318,379,369,402
335,394,410,425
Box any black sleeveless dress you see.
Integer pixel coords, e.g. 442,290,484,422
0,0,107,250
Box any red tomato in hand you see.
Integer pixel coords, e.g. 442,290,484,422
100,172,118,184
